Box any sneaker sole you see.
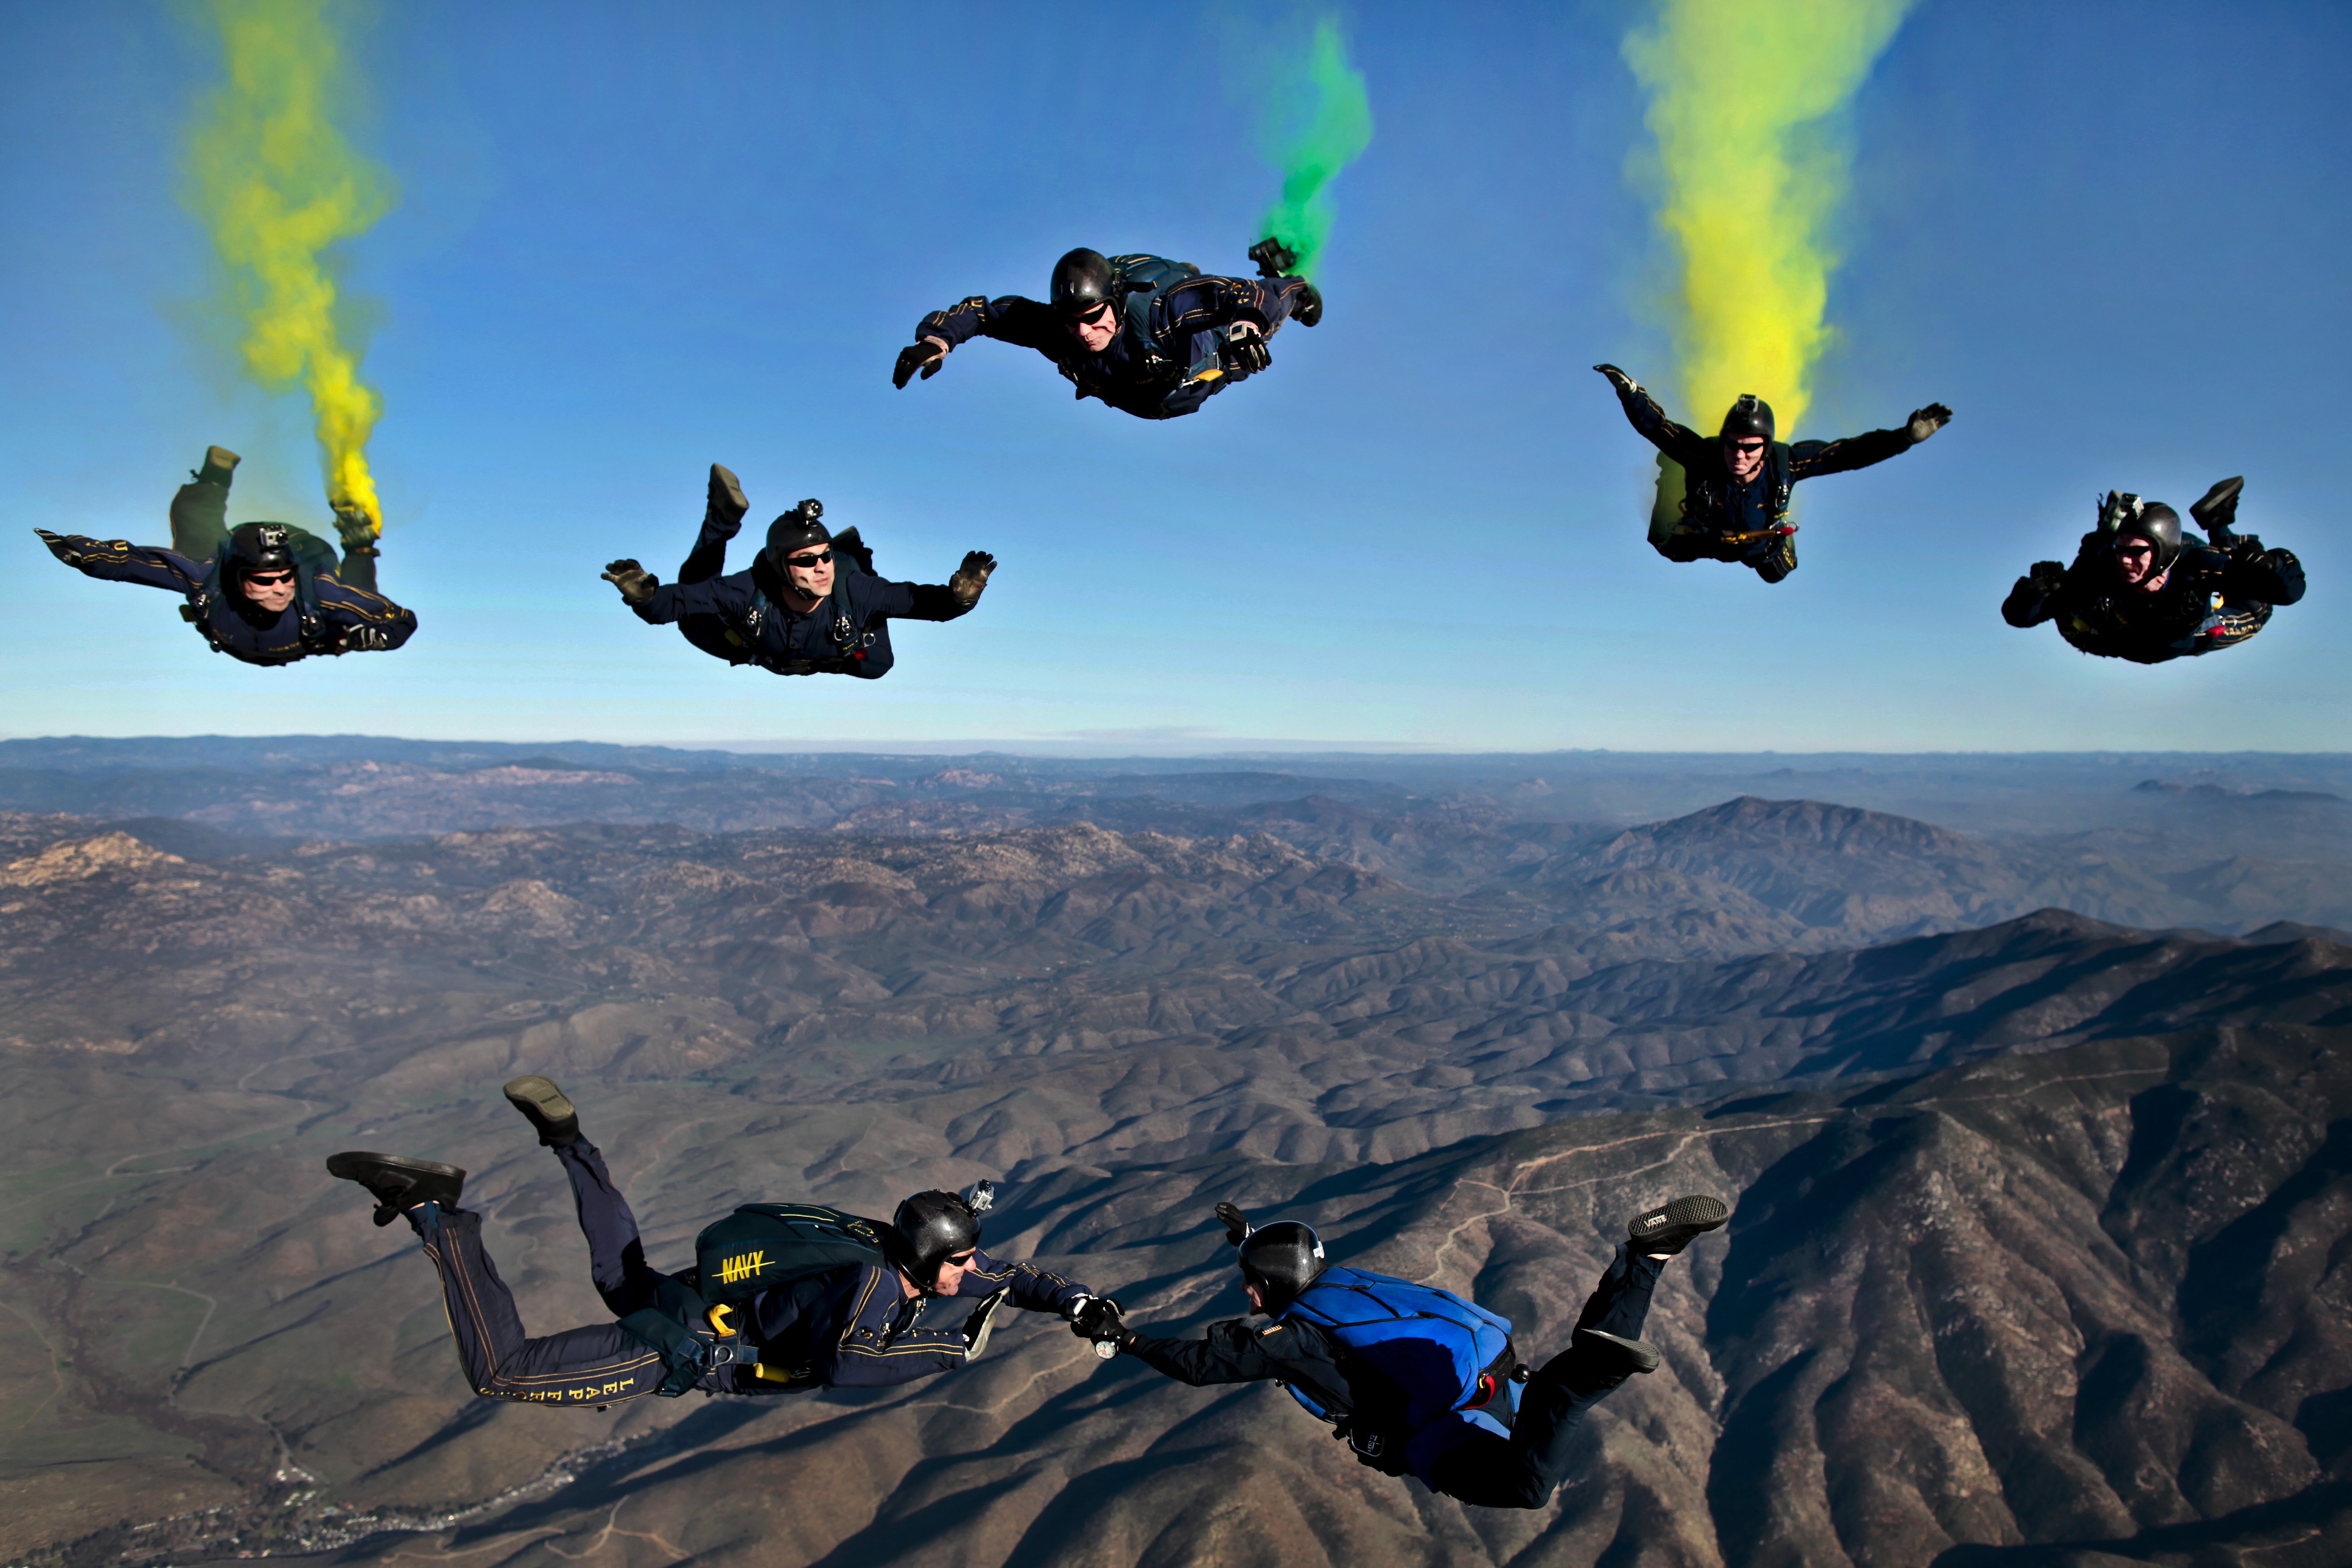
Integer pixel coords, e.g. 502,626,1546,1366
326,1150,467,1184
502,1076,576,1127
710,465,749,520
1630,1194,1728,1247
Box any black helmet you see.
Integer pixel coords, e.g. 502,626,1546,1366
891,1189,982,1287
760,499,829,572
1050,248,1117,320
1719,395,1775,441
225,521,296,581
2105,493,2183,572
1237,1220,1326,1314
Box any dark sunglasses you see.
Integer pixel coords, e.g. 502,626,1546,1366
1067,302,1115,328
244,570,295,585
784,550,833,568
940,1250,976,1270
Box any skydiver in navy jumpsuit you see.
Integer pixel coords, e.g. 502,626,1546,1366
325,1081,1102,1406
601,466,993,680
893,245,1323,420
34,445,415,664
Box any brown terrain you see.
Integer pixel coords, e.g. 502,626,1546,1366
0,741,2346,1566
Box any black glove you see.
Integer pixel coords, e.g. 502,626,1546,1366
962,1286,1011,1359
893,341,946,389
1072,1297,1127,1359
1593,364,1639,397
36,528,89,567
949,550,996,607
601,559,658,605
1216,1202,1252,1246
2028,561,2067,596
1907,403,1954,442
1068,1295,1123,1338
337,625,395,653
1223,329,1272,377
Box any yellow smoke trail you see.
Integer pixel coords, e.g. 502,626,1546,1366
1625,0,1914,436
184,0,394,535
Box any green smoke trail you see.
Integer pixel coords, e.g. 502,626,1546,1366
1255,18,1373,278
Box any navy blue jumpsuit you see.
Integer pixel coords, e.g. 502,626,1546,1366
917,268,1314,420
2003,531,2306,663
1605,379,1924,581
633,517,971,679
404,1136,1088,1405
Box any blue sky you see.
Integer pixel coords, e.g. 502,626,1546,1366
2,0,2345,752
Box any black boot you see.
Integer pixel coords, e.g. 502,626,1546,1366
1247,237,1300,276
196,445,241,487
1751,531,1798,584
2190,476,2244,542
503,1075,579,1147
1628,1194,1728,1255
326,1151,466,1227
707,464,749,535
1571,1326,1661,1377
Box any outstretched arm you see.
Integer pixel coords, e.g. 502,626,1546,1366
1789,404,1951,481
896,295,1067,386
954,1247,1091,1315
1121,1319,1292,1387
852,554,995,624
602,560,759,627
36,531,207,593
1591,367,1712,468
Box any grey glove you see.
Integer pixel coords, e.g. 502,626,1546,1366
949,551,996,608
962,1286,1012,1360
601,558,658,605
1593,364,1640,397
35,528,89,567
1907,403,1954,443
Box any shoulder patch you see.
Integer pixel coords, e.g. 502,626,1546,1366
1258,1323,1286,1336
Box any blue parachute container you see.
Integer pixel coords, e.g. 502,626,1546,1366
1276,1266,1519,1477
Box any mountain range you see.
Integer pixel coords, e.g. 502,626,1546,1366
0,741,2346,1566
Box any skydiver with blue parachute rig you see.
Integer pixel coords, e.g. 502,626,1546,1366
891,241,1323,420
1082,1194,1729,1508
325,1078,1119,1405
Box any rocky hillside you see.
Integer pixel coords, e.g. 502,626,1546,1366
0,802,2346,1567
